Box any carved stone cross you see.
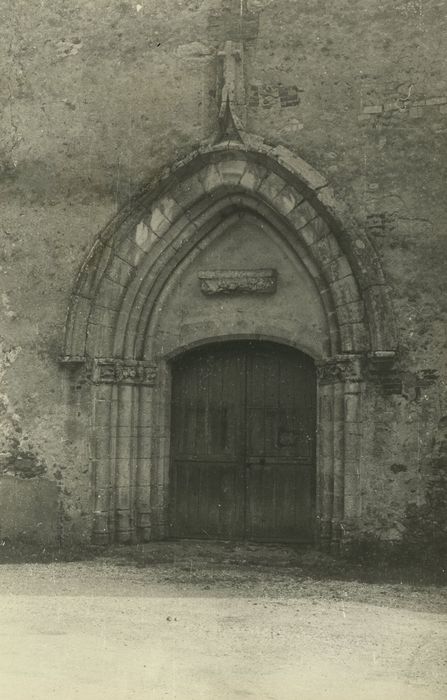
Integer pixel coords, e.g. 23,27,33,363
217,39,246,139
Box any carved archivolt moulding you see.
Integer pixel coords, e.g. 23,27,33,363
198,268,278,296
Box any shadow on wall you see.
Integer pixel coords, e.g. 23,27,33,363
0,475,59,546
403,416,447,558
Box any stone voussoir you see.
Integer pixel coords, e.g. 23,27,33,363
310,233,342,267
170,173,206,210
258,170,288,202
273,184,304,216
239,162,269,192
216,159,248,186
330,275,362,308
156,195,184,224
104,255,135,287
270,145,328,191
197,164,225,192
95,277,127,311
288,199,319,231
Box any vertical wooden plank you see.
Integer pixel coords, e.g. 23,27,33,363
170,343,246,540
170,342,316,543
246,349,266,458
263,351,278,456
246,343,316,542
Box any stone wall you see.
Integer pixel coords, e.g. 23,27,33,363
0,0,445,547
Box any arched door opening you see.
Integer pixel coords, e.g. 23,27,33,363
61,141,397,549
169,340,316,542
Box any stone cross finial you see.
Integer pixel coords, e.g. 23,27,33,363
216,39,246,139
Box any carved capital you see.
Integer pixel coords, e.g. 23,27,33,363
198,268,277,295
89,358,157,386
317,355,363,384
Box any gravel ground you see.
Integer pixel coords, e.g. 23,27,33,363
0,552,446,700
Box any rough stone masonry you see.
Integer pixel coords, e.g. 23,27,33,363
0,0,446,551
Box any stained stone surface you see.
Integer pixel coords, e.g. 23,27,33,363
0,0,445,546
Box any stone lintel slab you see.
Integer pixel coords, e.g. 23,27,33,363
198,268,278,295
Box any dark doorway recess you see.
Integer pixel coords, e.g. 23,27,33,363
169,341,316,542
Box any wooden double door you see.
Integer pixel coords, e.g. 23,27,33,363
169,341,316,542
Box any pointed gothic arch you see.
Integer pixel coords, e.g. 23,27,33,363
61,140,397,548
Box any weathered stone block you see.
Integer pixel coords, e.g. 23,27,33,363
198,164,224,192
409,106,423,118
344,394,362,423
116,236,145,267
0,476,59,545
288,200,318,231
258,171,288,202
270,145,328,191
315,186,348,221
279,85,300,107
363,285,397,351
157,195,183,224
77,241,114,300
299,222,320,246
311,234,341,267
96,277,125,310
88,305,119,328
171,174,206,210
339,321,369,352
331,275,361,307
145,207,171,237
362,105,383,114
239,163,268,192
273,185,303,215
336,300,365,325
92,399,113,428
217,159,247,185
425,96,447,105
323,255,352,283
91,433,111,460
85,322,115,357
105,255,134,287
